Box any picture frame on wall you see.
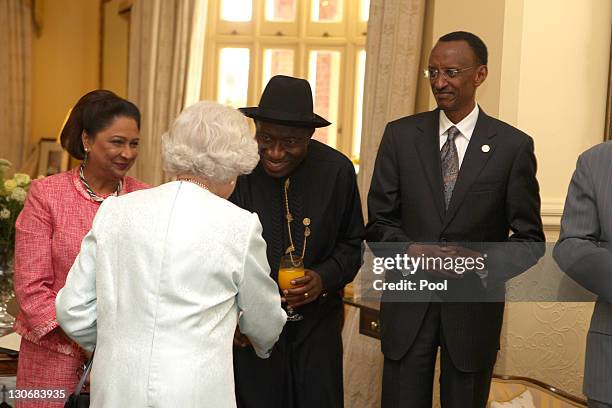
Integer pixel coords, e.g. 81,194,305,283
37,139,69,177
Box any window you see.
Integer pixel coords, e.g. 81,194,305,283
217,48,251,108
202,0,369,164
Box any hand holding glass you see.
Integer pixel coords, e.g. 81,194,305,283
278,254,304,321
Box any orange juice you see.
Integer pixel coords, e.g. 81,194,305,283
278,267,305,291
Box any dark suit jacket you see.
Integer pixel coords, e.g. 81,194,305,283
366,108,544,371
554,142,612,403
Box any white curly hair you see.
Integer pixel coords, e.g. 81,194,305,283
161,101,259,183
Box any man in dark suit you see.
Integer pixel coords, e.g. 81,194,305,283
554,143,612,408
366,31,545,407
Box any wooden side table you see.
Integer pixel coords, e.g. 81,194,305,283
343,296,381,339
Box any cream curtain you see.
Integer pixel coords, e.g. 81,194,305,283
0,0,32,171
343,1,426,407
357,0,427,203
128,0,207,186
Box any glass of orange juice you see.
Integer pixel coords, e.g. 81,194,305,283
278,254,305,321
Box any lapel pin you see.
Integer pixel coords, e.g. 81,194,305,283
481,144,490,153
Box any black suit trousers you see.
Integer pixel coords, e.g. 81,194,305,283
382,303,495,408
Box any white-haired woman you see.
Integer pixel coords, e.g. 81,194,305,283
55,101,287,408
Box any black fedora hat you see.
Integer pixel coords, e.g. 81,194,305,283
239,75,331,128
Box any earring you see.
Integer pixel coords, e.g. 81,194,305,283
83,147,89,167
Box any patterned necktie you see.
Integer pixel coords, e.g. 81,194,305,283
441,126,460,209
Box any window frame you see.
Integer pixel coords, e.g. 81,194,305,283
202,0,367,161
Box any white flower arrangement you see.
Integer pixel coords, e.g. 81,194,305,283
0,160,32,253
10,187,27,203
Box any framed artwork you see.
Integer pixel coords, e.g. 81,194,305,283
37,139,69,177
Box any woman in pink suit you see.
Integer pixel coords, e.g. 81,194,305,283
13,90,148,407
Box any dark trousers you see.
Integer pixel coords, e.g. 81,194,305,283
382,303,494,408
234,305,344,408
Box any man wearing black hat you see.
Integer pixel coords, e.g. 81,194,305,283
231,75,365,408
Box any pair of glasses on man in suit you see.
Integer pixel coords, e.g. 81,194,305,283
424,66,475,80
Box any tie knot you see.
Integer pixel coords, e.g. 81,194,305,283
447,126,460,141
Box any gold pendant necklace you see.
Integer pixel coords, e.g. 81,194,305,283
283,178,311,266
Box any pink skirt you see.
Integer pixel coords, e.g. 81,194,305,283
15,338,86,408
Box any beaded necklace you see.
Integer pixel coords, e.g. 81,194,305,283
176,177,210,191
79,165,122,203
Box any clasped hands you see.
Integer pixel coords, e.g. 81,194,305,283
407,243,482,279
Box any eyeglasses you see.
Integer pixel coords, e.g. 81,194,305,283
424,66,475,80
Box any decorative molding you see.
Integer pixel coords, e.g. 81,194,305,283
497,302,593,398
541,199,564,231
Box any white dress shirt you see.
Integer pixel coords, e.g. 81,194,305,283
439,104,480,168
438,105,489,284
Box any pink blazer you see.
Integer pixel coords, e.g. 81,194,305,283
13,167,148,357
